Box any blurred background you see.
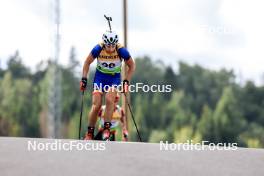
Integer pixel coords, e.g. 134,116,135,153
0,0,264,148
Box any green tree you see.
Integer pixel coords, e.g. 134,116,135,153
7,51,30,79
149,130,168,143
197,105,214,141
212,87,246,143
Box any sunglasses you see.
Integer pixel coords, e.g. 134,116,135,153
105,44,116,47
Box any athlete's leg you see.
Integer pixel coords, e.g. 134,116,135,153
88,72,104,127
101,88,117,140
88,91,103,126
104,88,117,122
99,73,120,140
84,91,102,140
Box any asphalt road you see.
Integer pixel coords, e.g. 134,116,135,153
0,137,263,176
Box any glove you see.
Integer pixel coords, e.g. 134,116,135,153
122,79,129,93
80,77,87,91
122,129,129,141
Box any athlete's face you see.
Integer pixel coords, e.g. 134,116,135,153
105,44,116,53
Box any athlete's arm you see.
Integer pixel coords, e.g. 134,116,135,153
118,47,136,81
124,57,135,81
120,109,128,131
120,109,129,141
82,53,95,78
82,44,102,78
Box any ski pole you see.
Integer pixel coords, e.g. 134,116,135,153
104,14,112,32
123,92,142,142
78,91,85,140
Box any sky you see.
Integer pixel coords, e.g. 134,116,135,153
0,0,264,85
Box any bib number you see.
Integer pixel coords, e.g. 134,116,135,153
102,62,116,68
